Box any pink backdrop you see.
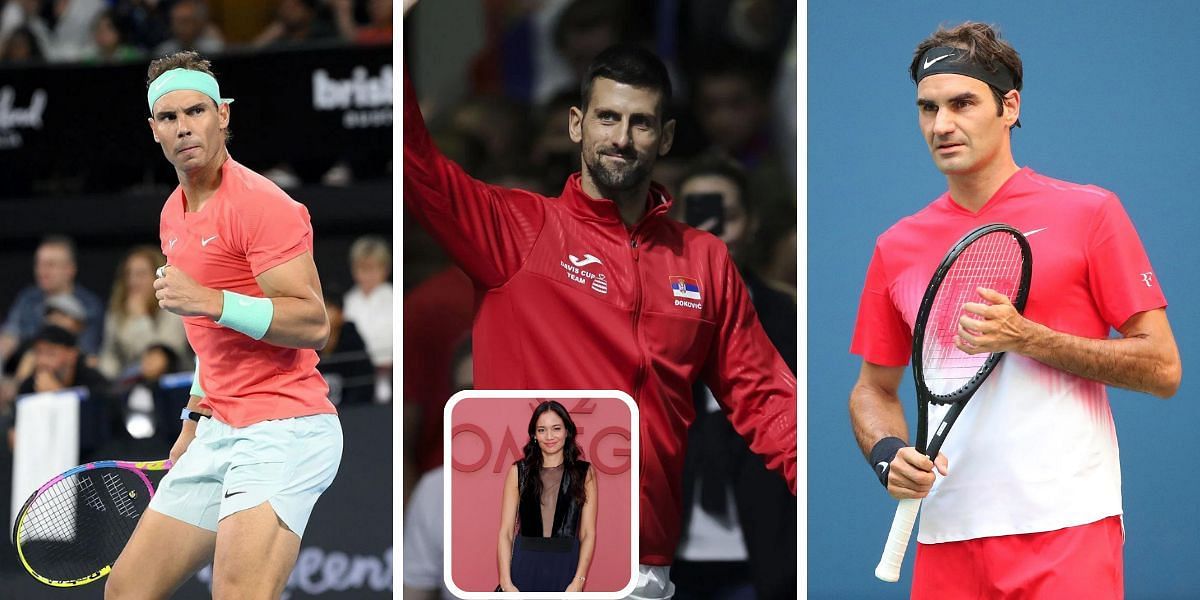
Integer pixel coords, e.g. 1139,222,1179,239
448,395,634,593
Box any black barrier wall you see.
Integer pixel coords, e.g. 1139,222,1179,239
0,43,391,198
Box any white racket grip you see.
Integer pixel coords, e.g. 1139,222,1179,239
875,497,922,582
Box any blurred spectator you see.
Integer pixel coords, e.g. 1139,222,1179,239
402,335,472,600
674,159,753,261
117,342,182,444
109,0,170,52
152,0,223,58
0,1,49,63
0,236,105,372
252,0,337,49
692,54,776,169
677,0,794,65
403,266,473,473
0,24,45,64
318,288,375,405
8,292,90,384
671,157,796,600
551,0,629,88
98,246,189,381
529,90,581,193
444,94,532,181
82,9,144,64
0,0,106,62
402,466,449,600
331,0,390,46
344,235,393,372
8,325,114,455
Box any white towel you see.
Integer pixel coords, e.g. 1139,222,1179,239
10,389,81,533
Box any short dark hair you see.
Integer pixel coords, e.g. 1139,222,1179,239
580,44,672,116
147,50,216,90
34,325,78,349
910,22,1023,126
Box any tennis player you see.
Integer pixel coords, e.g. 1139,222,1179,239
403,3,794,599
104,51,342,599
848,22,1181,598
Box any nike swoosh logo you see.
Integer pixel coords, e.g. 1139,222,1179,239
1023,227,1048,237
201,235,218,246
924,54,954,69
168,238,177,250
238,298,256,307
569,254,603,267
224,490,246,498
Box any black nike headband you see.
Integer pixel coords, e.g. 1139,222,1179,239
916,46,1017,93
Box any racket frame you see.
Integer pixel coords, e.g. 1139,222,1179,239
12,459,172,587
912,223,1032,458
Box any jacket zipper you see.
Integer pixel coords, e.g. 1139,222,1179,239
629,233,646,403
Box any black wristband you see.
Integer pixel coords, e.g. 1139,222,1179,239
869,436,907,487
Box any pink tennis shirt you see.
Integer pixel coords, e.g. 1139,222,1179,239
852,168,1166,543
160,157,334,427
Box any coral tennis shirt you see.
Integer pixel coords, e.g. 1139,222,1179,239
160,156,334,427
851,168,1166,543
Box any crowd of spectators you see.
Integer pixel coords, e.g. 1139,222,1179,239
0,0,391,66
0,233,392,464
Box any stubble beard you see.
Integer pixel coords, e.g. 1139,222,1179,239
588,151,652,192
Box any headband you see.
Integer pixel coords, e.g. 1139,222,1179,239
915,46,1017,92
147,68,234,114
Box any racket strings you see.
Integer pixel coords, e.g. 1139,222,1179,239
18,469,149,581
923,231,1024,397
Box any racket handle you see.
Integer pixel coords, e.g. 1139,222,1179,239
875,497,921,582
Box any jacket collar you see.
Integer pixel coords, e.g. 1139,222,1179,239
559,172,674,229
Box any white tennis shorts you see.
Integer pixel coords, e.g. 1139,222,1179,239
148,413,342,538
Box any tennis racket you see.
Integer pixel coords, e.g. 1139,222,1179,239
12,458,172,587
874,223,1032,582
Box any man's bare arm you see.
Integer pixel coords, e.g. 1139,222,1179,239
959,289,1181,398
849,361,908,459
850,361,946,500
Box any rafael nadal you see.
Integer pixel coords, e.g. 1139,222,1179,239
105,52,343,600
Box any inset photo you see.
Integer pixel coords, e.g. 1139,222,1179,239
443,391,638,598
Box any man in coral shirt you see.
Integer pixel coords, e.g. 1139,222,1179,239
105,51,342,600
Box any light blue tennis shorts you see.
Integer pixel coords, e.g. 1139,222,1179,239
148,413,342,538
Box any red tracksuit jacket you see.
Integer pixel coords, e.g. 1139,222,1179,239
404,71,796,565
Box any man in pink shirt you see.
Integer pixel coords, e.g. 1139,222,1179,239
105,51,342,599
849,22,1181,598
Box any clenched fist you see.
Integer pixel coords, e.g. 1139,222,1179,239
154,265,222,319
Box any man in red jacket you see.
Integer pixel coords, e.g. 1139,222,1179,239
404,6,794,599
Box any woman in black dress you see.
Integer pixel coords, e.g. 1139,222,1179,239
497,400,597,592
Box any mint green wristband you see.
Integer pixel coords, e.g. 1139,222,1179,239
215,290,274,340
189,359,205,398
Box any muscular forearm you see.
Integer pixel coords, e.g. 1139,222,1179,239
257,297,329,350
849,380,908,460
200,290,328,350
1018,322,1180,398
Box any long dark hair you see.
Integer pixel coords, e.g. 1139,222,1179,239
517,401,587,504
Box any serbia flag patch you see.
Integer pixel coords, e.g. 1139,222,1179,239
669,276,702,300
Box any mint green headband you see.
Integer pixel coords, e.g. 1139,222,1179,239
147,68,235,114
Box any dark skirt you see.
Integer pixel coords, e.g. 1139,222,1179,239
510,535,580,592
